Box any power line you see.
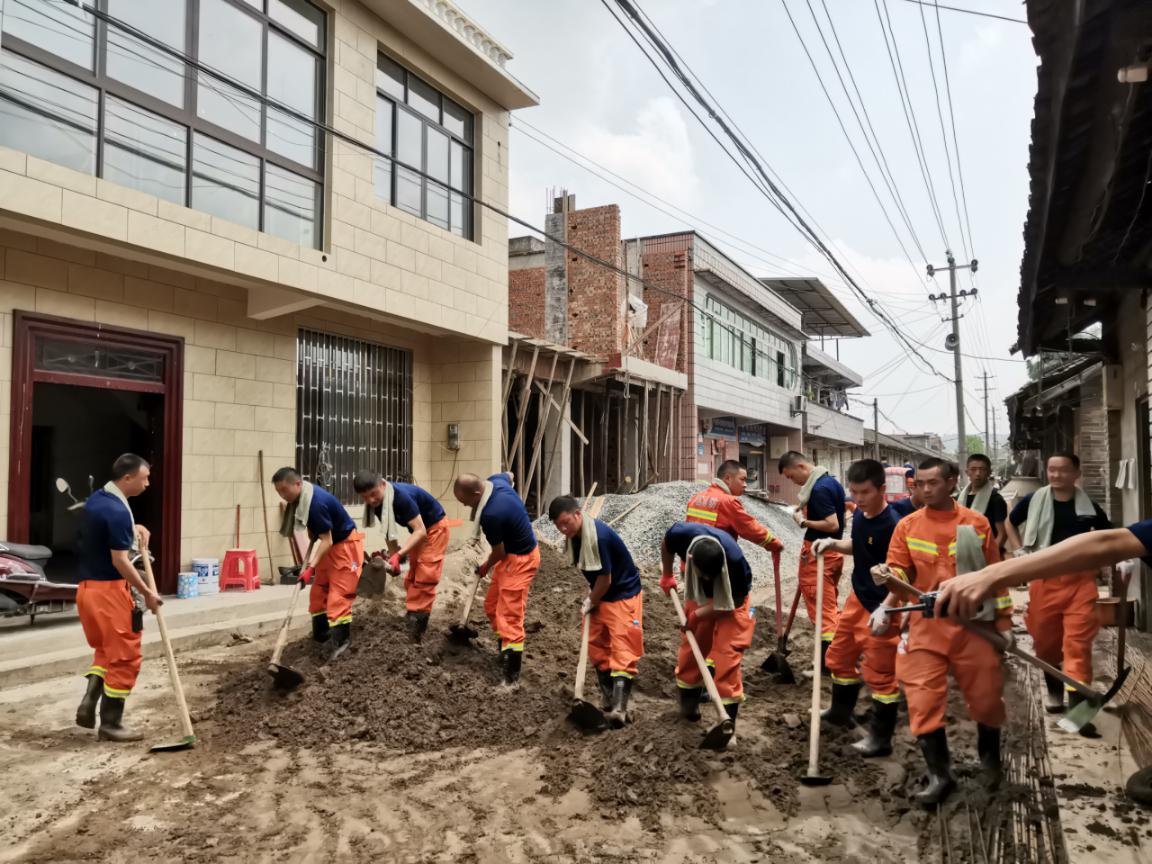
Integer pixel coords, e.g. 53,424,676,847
896,0,1027,25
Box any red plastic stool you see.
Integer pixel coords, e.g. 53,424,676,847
220,549,260,591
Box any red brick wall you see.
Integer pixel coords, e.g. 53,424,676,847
509,266,545,339
567,205,625,358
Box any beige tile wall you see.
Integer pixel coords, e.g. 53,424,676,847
0,230,499,580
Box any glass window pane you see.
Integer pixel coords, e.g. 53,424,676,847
106,0,186,106
264,163,317,248
2,0,94,69
267,31,317,117
198,0,262,89
449,140,471,193
449,191,469,238
443,97,471,141
0,51,96,173
197,73,260,141
406,74,438,122
376,54,403,99
269,0,324,49
191,134,259,228
396,168,421,217
395,109,421,215
427,181,448,230
267,106,316,168
426,127,448,183
374,97,392,200
103,97,186,204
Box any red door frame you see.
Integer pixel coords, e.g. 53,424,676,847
8,312,184,593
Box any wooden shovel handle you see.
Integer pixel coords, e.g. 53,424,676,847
668,590,729,725
140,536,195,741
270,583,302,666
457,565,484,626
806,553,825,778
574,611,591,700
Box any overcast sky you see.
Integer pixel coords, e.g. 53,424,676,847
464,0,1037,446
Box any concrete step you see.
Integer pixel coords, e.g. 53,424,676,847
0,587,310,689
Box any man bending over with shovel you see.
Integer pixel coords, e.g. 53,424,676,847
810,459,903,757
354,470,449,642
273,467,364,660
454,472,539,687
871,457,1011,808
661,522,754,732
550,495,644,728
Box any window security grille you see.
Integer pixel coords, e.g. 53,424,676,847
295,329,412,503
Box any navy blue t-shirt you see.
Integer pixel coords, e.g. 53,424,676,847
849,504,902,612
308,485,355,544
1009,492,1111,545
1127,519,1152,565
890,497,918,518
963,489,1008,527
664,522,752,604
479,473,537,555
805,474,846,541
390,482,446,530
79,489,135,582
574,518,642,602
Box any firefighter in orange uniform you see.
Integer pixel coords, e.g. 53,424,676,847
873,457,1012,808
686,459,785,554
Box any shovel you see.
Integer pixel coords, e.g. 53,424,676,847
761,550,798,683
267,580,306,691
139,538,196,753
668,590,734,751
448,564,484,645
569,611,606,732
801,551,832,785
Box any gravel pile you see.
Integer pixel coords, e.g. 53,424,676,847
534,481,805,590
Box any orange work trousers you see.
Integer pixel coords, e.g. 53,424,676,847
405,519,450,614
825,592,901,704
799,540,843,642
310,532,365,626
77,579,142,699
1025,570,1099,688
588,592,644,678
675,596,755,704
484,547,540,652
896,618,1005,737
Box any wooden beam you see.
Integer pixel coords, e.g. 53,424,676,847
520,352,560,503
505,343,540,472
541,356,578,507
533,380,589,444
499,340,520,470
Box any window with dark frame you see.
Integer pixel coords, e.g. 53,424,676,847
375,52,474,240
295,329,413,505
0,0,326,248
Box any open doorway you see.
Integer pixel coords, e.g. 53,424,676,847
29,384,164,583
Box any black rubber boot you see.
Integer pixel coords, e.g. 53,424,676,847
596,669,614,710
1044,674,1065,714
977,724,1003,790
501,649,523,686
851,699,898,757
311,614,331,644
97,696,143,742
405,611,430,643
821,682,861,728
913,728,956,809
820,640,831,674
329,622,351,660
679,687,702,721
607,677,633,729
724,701,739,726
75,674,103,729
1067,692,1101,739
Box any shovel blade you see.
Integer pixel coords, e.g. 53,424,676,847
800,772,832,786
149,735,196,753
569,698,607,732
268,662,305,691
700,719,735,751
447,624,479,645
1058,696,1103,733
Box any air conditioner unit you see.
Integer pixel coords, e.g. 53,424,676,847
791,394,807,416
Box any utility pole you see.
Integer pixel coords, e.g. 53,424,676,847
992,405,999,476
873,398,879,459
981,372,990,457
927,251,978,466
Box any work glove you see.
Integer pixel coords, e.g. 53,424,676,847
580,596,595,617
1116,559,1138,584
681,606,699,633
792,508,806,527
659,572,678,595
369,549,386,561
476,561,491,579
812,538,836,557
297,566,315,590
765,536,784,554
387,553,402,575
1012,548,1031,559
870,563,895,586
869,606,890,636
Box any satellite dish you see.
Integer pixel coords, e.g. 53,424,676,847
944,333,959,350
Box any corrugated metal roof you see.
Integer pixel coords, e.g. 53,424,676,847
760,277,870,339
